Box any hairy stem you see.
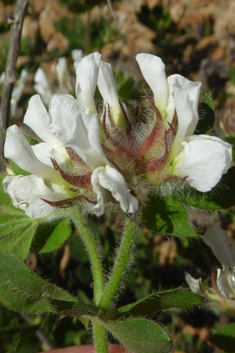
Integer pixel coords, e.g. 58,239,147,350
92,321,109,353
67,208,105,304
98,220,136,310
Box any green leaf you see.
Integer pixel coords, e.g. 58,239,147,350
196,92,215,135
143,196,198,238
0,198,40,259
0,208,33,237
115,288,203,318
210,323,235,352
178,166,235,210
49,299,99,316
103,318,172,353
0,253,76,313
0,222,38,260
40,219,72,253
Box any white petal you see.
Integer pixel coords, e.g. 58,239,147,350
56,57,69,81
185,272,204,297
32,142,67,169
71,49,83,61
136,54,168,117
4,125,60,183
203,225,235,267
174,75,201,135
173,134,232,192
56,57,73,93
48,93,80,144
217,267,235,299
97,60,127,127
34,68,52,105
170,79,201,157
24,95,66,155
11,69,29,117
74,52,101,113
3,175,71,218
91,166,139,216
66,111,108,170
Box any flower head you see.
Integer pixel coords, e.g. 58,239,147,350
4,52,139,218
3,52,233,218
136,53,232,192
186,225,235,313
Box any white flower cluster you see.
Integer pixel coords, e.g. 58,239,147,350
3,53,233,219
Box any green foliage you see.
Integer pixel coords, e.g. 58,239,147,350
178,166,235,210
102,318,172,353
0,253,76,313
115,288,203,318
210,323,235,352
143,195,198,238
114,70,139,101
0,174,74,259
0,174,39,259
197,92,215,135
137,5,174,34
40,219,72,253
54,15,118,53
48,298,99,316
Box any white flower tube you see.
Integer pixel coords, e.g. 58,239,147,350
74,52,101,114
98,60,129,130
34,68,52,105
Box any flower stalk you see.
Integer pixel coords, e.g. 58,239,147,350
62,208,105,304
98,220,136,311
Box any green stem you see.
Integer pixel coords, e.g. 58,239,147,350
92,321,108,353
98,220,136,310
68,208,105,304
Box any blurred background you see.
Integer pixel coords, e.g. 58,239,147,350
1,0,235,352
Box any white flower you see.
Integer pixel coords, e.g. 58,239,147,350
34,68,52,105
136,53,177,122
9,69,29,117
0,69,29,117
4,92,138,218
74,52,101,114
170,79,232,192
185,272,204,297
71,49,83,61
49,93,138,217
3,124,73,218
186,226,235,302
136,53,233,192
56,57,73,93
204,225,235,299
97,60,129,130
